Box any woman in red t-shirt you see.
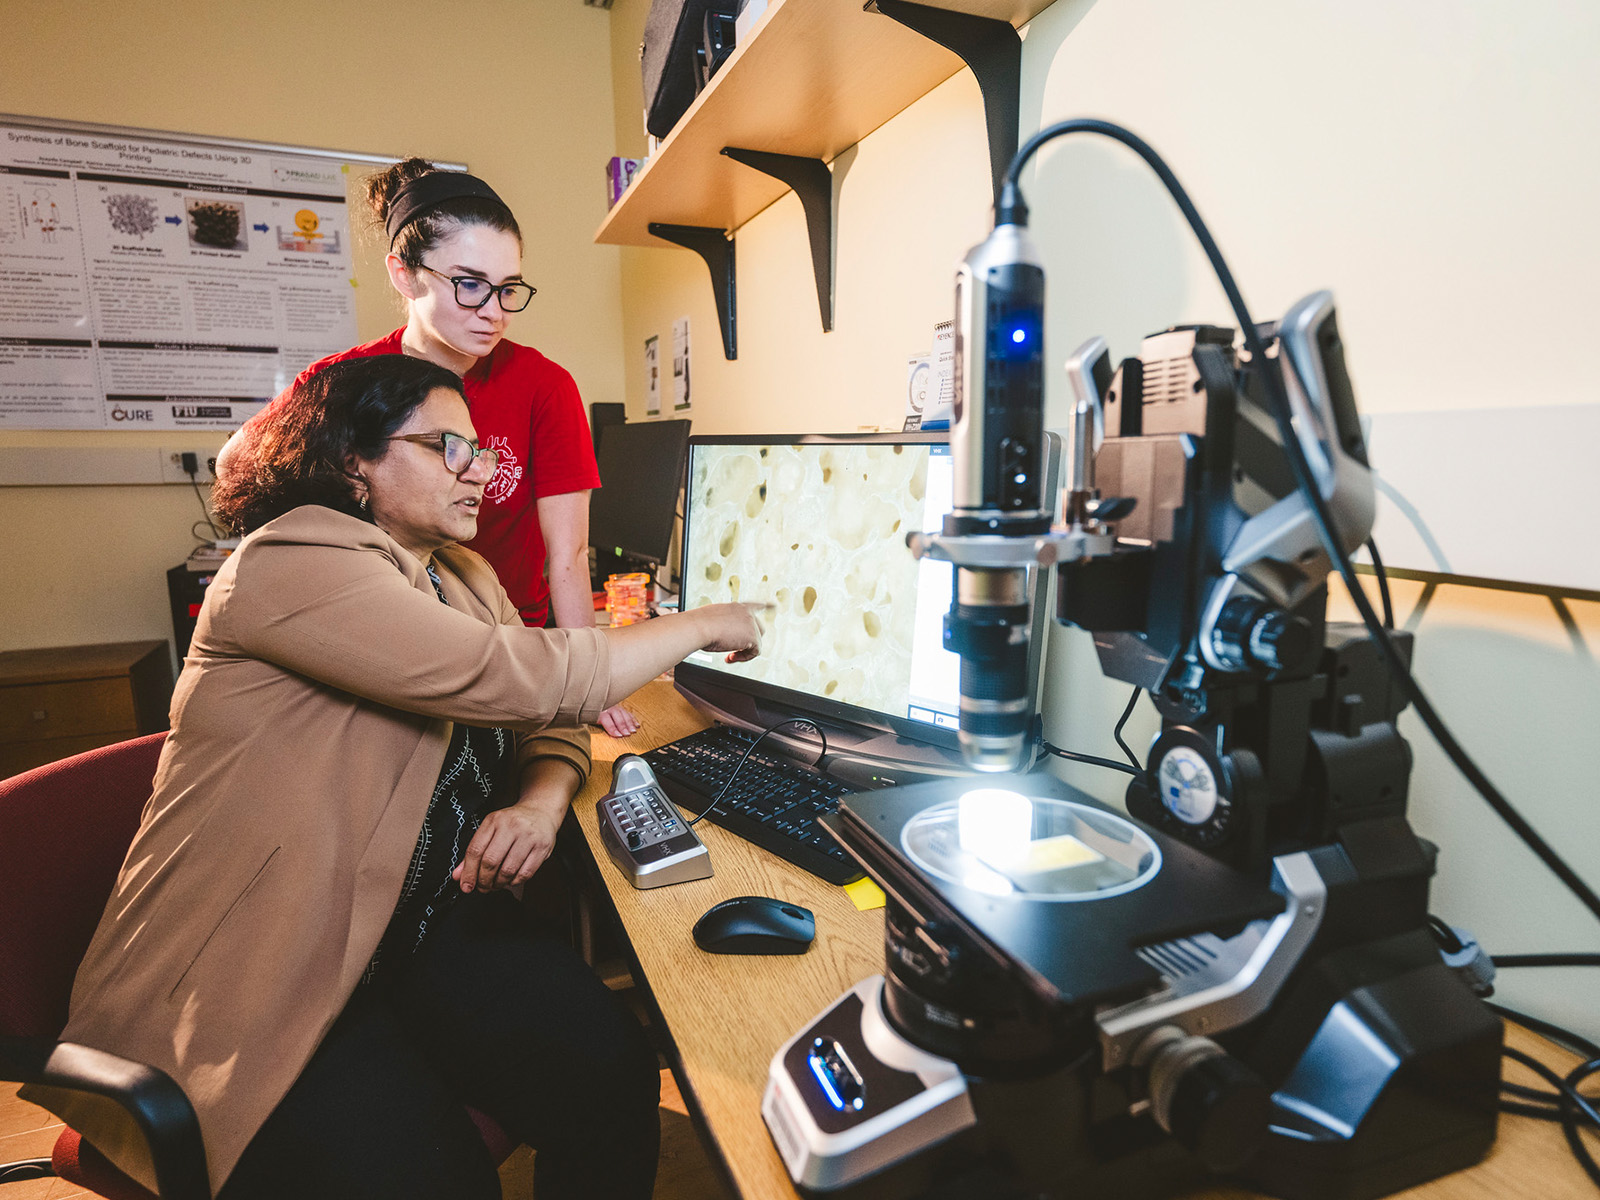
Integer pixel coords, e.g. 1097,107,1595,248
221,159,639,736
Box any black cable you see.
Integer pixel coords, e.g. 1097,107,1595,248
1003,119,1600,928
1426,914,1464,954
188,471,224,541
1112,685,1143,770
1501,1046,1600,1187
1489,1004,1600,1186
1488,1003,1600,1062
1038,741,1142,778
685,718,830,828
1366,537,1395,629
1495,953,1600,969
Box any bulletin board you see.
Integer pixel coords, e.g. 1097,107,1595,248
0,115,459,432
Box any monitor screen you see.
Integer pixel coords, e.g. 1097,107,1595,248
589,419,692,568
674,431,1057,782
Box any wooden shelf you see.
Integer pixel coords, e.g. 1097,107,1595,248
595,0,1057,247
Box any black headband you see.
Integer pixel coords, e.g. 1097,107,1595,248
385,171,508,246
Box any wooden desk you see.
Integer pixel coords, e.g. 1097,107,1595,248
571,681,1594,1200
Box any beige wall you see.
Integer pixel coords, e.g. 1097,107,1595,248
0,0,623,656
607,0,1600,1038
2,0,1593,1038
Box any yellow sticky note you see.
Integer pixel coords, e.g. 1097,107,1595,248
843,877,886,911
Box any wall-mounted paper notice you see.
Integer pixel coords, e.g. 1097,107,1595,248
672,315,691,413
0,118,359,431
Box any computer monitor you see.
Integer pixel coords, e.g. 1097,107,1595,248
673,430,1060,786
589,401,625,457
590,418,692,581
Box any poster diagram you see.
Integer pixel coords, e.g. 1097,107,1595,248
0,121,360,430
671,315,691,413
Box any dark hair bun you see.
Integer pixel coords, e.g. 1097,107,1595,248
364,157,438,223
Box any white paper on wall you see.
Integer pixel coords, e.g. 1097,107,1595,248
672,315,691,413
0,119,359,431
644,333,660,416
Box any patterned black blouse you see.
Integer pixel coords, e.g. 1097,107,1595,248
364,563,516,985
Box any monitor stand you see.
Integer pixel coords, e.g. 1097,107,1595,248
673,674,1007,792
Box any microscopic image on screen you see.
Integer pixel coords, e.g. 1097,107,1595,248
684,443,931,715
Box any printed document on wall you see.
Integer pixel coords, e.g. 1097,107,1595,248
0,121,359,430
644,333,660,416
672,316,691,413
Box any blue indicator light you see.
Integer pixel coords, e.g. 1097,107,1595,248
808,1040,867,1112
1011,328,1027,344
809,1054,848,1111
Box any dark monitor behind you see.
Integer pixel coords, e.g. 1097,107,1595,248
673,430,1059,787
589,401,625,458
590,419,692,580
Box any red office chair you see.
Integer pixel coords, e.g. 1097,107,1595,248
0,735,516,1199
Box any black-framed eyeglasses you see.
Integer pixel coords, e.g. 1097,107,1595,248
388,431,501,477
417,263,536,312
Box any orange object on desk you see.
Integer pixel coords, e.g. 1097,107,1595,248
605,572,652,627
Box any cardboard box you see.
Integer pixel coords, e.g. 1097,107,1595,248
606,156,644,207
735,0,769,44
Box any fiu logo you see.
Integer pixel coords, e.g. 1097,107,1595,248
483,435,522,505
110,405,155,422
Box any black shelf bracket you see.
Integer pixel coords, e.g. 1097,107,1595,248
870,0,1021,205
721,147,834,333
648,222,737,360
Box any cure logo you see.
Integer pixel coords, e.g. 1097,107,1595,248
483,435,522,505
110,406,155,422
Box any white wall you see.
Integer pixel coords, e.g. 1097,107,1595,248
609,0,1600,1039
0,0,623,660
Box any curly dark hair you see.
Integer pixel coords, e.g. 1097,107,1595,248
212,356,466,535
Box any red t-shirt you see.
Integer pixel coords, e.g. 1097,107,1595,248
274,330,600,625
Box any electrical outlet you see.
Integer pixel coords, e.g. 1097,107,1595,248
160,448,218,485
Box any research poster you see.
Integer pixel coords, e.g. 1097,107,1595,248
0,120,360,430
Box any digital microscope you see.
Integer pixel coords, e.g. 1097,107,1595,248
761,121,1503,1200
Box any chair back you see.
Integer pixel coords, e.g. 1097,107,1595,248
0,734,167,1039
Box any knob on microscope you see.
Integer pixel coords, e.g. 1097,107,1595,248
1135,1024,1270,1173
1208,596,1314,675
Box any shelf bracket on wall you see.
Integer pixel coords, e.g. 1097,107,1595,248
721,148,834,333
869,0,1021,205
648,223,737,360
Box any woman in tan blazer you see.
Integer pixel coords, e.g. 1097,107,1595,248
27,356,760,1200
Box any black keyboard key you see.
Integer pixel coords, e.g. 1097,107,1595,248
643,726,864,885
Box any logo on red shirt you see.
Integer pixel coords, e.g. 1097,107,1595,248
483,436,523,505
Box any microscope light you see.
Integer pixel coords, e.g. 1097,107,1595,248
957,787,1032,867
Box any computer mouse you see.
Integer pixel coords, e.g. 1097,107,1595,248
692,895,815,955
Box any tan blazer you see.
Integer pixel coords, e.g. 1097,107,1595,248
23,506,612,1194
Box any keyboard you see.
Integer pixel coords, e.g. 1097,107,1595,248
643,725,864,885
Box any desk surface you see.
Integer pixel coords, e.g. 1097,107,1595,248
572,681,1594,1200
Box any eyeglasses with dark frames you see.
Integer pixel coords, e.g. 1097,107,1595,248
388,431,501,478
417,263,536,312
